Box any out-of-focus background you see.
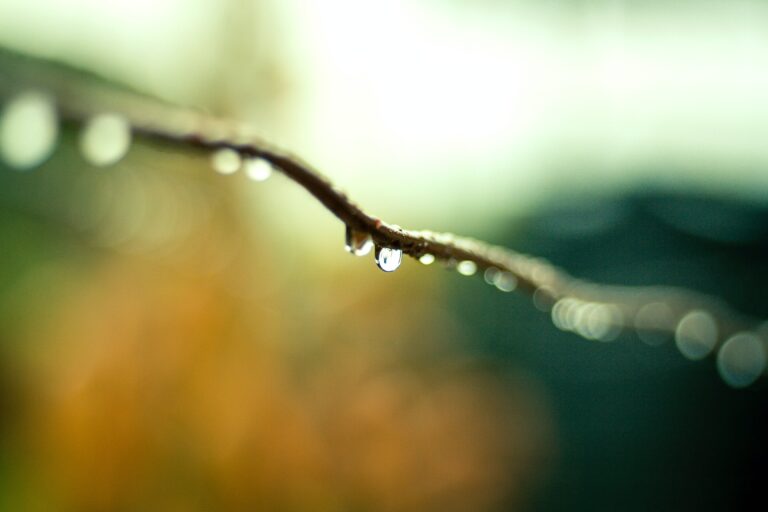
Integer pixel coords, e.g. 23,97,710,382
1,1,767,510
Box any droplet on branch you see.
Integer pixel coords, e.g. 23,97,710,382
419,253,435,265
0,91,58,170
80,113,131,167
344,226,373,256
375,246,403,272
457,260,477,276
675,310,718,360
717,332,766,388
211,148,241,175
244,157,273,182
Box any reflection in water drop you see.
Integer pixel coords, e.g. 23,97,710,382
375,246,403,272
80,113,132,167
344,226,373,256
0,91,58,170
457,260,477,276
634,302,675,345
675,310,718,360
419,253,435,265
717,333,766,388
244,157,273,181
211,148,241,175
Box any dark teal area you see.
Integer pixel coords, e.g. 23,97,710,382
450,191,768,511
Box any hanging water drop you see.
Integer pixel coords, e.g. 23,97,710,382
484,267,499,285
493,271,517,292
419,253,435,265
0,91,58,170
344,225,373,256
211,148,241,175
456,260,477,276
583,303,623,341
375,246,403,272
244,157,273,181
675,310,717,360
717,332,766,388
80,113,131,167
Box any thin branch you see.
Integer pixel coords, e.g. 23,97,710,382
2,48,766,386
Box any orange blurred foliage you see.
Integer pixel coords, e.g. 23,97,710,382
1,149,553,512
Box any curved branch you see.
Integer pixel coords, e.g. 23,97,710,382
124,103,758,342
1,48,766,387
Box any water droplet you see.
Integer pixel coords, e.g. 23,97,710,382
484,267,499,285
560,300,589,334
211,148,241,175
675,310,718,360
375,246,402,272
717,332,766,388
493,271,517,292
0,91,58,170
456,260,477,276
344,226,373,256
80,113,131,167
244,157,273,181
552,298,577,331
583,303,623,341
419,253,435,265
634,302,675,345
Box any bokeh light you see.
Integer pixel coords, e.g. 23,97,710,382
211,148,242,175
717,332,767,388
675,310,718,360
244,156,273,182
79,113,131,167
0,91,57,170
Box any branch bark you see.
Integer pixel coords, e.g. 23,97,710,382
1,48,764,373
118,101,764,349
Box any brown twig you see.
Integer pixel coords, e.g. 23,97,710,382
113,99,761,347
1,48,765,384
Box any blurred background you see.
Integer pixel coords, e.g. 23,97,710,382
0,0,767,510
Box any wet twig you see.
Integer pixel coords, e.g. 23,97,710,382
1,48,766,386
